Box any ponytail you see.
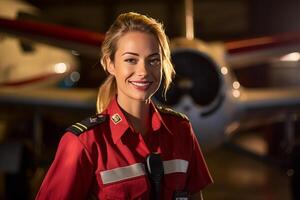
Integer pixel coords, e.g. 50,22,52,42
96,75,117,113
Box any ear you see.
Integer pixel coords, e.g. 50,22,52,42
106,57,116,76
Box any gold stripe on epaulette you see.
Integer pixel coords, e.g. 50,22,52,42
72,124,84,132
67,114,107,136
76,123,88,130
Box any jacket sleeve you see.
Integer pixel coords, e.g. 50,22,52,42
35,132,94,200
185,123,213,193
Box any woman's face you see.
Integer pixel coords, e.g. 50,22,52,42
108,31,162,103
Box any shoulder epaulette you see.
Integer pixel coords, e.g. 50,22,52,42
66,114,107,136
156,105,189,121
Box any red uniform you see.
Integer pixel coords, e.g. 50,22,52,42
36,98,212,200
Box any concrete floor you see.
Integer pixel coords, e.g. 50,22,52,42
203,141,292,200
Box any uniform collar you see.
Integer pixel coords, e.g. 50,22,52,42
150,101,172,135
106,98,172,144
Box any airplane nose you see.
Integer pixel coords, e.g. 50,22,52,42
172,49,221,106
155,49,221,108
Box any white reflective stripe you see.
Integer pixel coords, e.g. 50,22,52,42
100,163,146,184
163,159,189,174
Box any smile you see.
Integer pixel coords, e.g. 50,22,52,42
129,81,153,90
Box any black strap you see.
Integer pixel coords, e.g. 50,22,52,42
146,152,164,200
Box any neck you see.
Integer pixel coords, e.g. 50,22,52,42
117,95,151,135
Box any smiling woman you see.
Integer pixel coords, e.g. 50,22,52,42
108,31,162,100
35,12,213,200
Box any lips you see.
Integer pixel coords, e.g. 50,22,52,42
129,80,153,91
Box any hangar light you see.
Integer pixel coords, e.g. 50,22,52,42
54,63,67,74
280,52,300,62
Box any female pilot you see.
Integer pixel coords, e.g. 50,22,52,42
36,12,212,200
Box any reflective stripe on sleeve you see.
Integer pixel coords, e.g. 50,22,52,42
163,159,189,174
100,163,146,184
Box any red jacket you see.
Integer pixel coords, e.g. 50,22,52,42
36,98,213,199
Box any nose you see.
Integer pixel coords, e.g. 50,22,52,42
137,60,149,76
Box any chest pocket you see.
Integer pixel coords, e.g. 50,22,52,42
162,159,189,199
103,175,148,199
99,163,149,199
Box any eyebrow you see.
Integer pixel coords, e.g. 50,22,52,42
121,52,139,56
121,52,160,57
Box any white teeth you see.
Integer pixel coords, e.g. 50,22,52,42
131,82,150,87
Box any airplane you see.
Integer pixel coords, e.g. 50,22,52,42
0,0,79,88
155,0,300,154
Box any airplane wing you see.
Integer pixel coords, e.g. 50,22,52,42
0,87,97,110
233,87,300,132
239,87,300,112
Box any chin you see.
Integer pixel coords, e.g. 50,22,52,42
130,93,153,102
133,96,150,102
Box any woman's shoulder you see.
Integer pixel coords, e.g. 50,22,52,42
156,105,189,122
65,114,107,136
156,105,193,141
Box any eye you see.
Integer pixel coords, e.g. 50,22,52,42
124,58,137,64
149,58,161,66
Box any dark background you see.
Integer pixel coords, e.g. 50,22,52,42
26,0,300,41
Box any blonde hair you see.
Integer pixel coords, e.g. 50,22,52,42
97,12,175,113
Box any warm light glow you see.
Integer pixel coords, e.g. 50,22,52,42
54,63,67,74
232,89,240,98
221,66,228,75
233,81,240,89
280,52,300,62
70,71,80,82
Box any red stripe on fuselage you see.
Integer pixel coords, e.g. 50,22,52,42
0,73,60,86
225,32,300,54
